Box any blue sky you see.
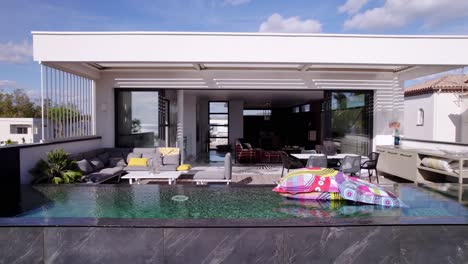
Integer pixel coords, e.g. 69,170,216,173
1,0,468,99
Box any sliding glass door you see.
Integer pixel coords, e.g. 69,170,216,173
322,91,373,156
115,90,168,148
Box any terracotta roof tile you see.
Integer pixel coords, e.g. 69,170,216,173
404,74,468,97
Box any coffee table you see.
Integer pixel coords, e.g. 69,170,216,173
122,171,182,185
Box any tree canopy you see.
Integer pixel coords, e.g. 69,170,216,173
0,89,41,118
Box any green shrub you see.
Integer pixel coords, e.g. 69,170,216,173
30,149,82,184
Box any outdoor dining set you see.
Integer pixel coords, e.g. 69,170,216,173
279,140,380,183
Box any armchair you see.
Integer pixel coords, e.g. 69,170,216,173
280,151,304,177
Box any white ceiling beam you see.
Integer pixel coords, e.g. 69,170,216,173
33,32,468,65
43,62,100,79
298,64,311,71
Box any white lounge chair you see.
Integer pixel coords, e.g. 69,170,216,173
193,153,232,185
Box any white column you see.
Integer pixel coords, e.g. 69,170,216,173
91,80,97,135
177,90,184,164
40,63,45,142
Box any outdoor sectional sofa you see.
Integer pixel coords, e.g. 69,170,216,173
69,147,180,184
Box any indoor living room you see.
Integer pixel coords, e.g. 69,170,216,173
182,89,325,163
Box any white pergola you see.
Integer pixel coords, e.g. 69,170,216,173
32,31,468,154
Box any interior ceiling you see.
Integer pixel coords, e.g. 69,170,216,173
91,62,411,72
184,90,324,108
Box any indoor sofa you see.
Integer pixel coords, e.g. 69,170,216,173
235,140,282,163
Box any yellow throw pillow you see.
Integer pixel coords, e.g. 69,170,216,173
128,158,148,166
177,164,191,171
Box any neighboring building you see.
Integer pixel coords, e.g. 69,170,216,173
0,118,43,145
404,75,468,143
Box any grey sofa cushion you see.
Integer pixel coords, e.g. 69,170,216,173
97,152,110,166
109,157,126,168
83,149,104,160
125,152,142,163
86,173,115,183
133,148,156,154
125,165,149,171
159,164,178,171
69,153,83,161
99,167,123,175
89,158,105,170
108,150,124,158
162,154,179,165
76,159,95,174
193,171,225,180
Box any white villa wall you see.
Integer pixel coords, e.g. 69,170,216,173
404,93,468,143
434,93,463,142
229,100,244,147
95,75,115,147
404,94,434,141
462,96,468,143
183,94,197,160
19,137,102,184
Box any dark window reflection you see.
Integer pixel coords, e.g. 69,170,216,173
116,91,164,148
323,91,373,156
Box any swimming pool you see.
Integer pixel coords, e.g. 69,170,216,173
1,184,467,263
4,183,468,225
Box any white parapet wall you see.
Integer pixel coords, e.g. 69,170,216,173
19,137,102,184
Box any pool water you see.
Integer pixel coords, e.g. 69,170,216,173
15,184,468,219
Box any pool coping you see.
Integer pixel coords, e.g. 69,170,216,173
1,215,467,228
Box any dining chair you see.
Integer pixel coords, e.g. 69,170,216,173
322,140,337,156
340,155,361,176
280,151,304,177
306,155,328,168
361,152,380,183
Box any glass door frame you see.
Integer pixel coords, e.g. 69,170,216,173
208,101,230,150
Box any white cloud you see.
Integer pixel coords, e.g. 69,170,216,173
224,0,251,6
344,0,468,31
259,13,322,33
338,0,369,15
0,40,33,63
0,80,18,88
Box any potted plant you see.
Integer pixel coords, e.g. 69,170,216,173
29,149,82,184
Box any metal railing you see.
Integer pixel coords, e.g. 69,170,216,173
40,65,95,141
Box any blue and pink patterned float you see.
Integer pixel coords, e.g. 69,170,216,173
273,167,405,207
